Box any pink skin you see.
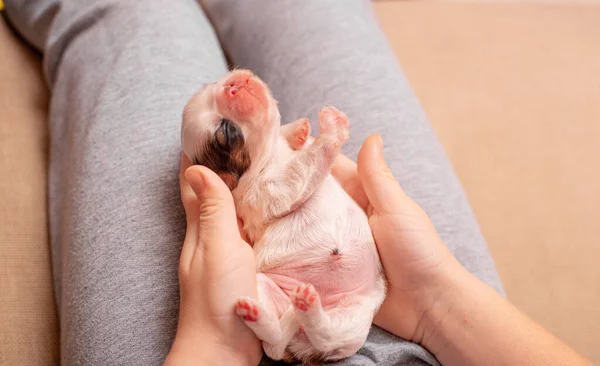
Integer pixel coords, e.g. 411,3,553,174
280,118,311,150
182,70,385,363
216,72,269,123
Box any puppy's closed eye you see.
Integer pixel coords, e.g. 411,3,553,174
193,118,251,190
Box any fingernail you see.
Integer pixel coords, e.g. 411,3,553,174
186,167,205,194
196,171,205,191
374,134,383,152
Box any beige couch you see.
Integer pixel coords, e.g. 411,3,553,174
1,2,598,364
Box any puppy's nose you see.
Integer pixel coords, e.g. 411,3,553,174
216,70,268,119
226,85,239,97
224,74,252,96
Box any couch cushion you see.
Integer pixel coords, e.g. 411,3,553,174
374,2,600,363
0,18,59,365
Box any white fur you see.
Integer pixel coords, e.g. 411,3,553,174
182,70,386,363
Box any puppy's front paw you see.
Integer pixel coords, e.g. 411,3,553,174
318,106,349,148
288,118,311,150
235,297,260,322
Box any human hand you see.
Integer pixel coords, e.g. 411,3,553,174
165,155,261,366
333,135,598,366
331,134,467,345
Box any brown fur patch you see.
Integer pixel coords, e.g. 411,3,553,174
281,348,341,365
193,119,250,190
281,350,296,363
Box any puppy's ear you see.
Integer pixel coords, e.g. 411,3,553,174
193,119,251,190
215,118,245,151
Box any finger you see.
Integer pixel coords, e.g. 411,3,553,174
179,153,199,222
331,154,357,184
357,134,410,215
331,154,369,210
179,155,200,272
185,165,244,255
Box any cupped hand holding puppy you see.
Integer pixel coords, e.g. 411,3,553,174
331,134,459,344
164,155,261,366
332,134,591,366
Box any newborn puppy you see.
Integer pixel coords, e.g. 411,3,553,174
181,70,386,363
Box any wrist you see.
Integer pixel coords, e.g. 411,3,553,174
415,262,493,359
411,258,473,348
374,256,471,344
166,332,258,366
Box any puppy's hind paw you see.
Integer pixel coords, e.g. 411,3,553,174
292,283,319,312
235,297,260,322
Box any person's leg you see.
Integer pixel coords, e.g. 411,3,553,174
5,1,227,364
200,1,504,365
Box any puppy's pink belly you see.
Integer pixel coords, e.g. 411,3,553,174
263,256,377,312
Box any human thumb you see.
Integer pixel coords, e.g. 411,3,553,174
184,166,240,249
357,134,410,215
357,134,441,242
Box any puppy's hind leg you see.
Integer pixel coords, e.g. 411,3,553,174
235,296,282,345
291,283,375,361
235,274,288,344
262,305,300,361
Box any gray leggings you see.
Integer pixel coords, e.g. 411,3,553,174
5,1,503,365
